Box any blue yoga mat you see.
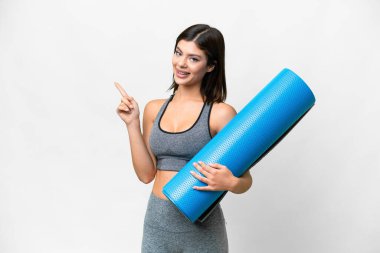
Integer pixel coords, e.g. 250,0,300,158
163,68,316,223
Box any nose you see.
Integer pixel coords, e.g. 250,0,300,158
178,56,187,68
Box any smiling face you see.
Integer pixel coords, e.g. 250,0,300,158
172,40,214,88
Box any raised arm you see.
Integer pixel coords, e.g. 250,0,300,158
115,82,157,184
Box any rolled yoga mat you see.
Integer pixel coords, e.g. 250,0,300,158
163,68,316,223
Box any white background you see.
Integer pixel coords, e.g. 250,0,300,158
1,0,379,252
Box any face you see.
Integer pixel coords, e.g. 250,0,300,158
172,40,214,88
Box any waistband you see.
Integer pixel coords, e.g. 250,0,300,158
144,192,225,232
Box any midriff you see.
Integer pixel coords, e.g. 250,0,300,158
152,169,178,200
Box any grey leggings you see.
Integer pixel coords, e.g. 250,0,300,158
142,192,229,253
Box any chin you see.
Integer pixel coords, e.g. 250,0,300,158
174,77,192,86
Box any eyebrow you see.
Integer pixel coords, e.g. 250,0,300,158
176,46,202,58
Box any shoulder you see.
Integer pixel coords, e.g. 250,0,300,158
145,98,167,111
211,102,237,119
209,102,237,135
143,98,167,122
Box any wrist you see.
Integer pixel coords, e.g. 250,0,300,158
228,176,239,192
125,118,140,128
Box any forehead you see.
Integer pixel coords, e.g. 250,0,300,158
176,40,206,57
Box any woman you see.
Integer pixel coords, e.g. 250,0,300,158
115,24,252,252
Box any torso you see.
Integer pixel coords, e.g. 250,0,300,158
152,170,177,199
146,94,235,200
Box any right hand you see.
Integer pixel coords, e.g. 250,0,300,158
114,82,140,126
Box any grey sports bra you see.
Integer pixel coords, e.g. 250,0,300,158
149,94,213,171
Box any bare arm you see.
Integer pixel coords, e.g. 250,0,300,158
125,114,156,184
228,170,253,194
115,82,157,184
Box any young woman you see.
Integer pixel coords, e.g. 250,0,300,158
115,24,252,252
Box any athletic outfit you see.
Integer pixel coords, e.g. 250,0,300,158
141,94,229,252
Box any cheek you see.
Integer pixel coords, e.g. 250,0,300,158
193,64,208,76
172,56,176,66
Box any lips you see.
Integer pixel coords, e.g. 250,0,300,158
176,70,190,79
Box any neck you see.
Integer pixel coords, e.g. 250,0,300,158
174,84,204,102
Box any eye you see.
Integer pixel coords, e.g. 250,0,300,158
189,57,199,62
174,50,181,56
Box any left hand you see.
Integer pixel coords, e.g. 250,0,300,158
190,161,237,191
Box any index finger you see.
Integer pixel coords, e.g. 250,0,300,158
114,82,129,97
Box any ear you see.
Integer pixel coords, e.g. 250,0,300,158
207,61,217,72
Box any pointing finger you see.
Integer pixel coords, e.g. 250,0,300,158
114,82,130,97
